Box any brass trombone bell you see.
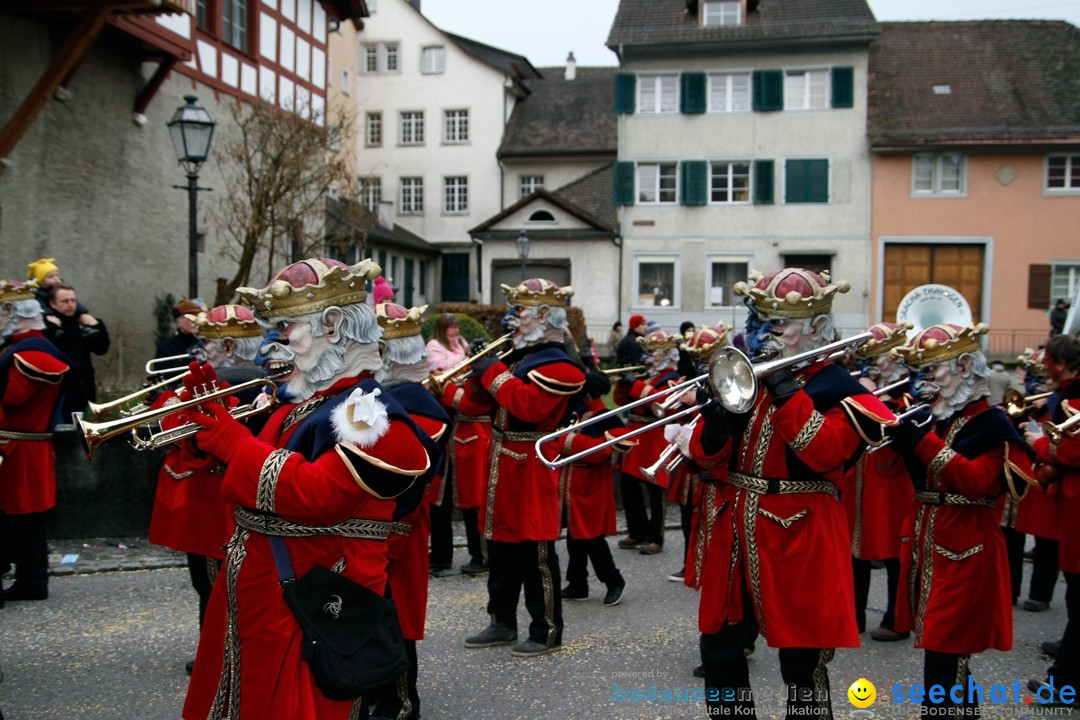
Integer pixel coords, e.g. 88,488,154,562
1002,389,1053,419
422,334,513,391
1044,412,1080,446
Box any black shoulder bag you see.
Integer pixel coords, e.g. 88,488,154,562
269,536,408,700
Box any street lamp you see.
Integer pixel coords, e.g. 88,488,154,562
516,229,530,281
167,95,216,299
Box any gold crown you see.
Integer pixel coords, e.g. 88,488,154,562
734,268,850,319
682,325,730,358
237,258,382,318
1018,347,1048,376
637,329,679,351
892,323,989,367
856,321,914,357
193,304,263,339
376,303,428,339
0,279,37,305
501,278,574,307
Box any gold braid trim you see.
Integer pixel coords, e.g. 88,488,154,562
163,463,194,481
913,506,939,645
487,371,513,396
256,449,294,513
209,528,249,719
282,395,332,433
527,368,584,396
743,490,766,638
851,457,864,556
538,541,558,647
934,543,984,561
789,410,824,453
928,447,957,482
450,386,465,410
812,649,835,714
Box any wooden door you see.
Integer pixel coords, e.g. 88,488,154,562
883,244,983,322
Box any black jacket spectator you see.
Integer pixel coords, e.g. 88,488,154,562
44,290,110,419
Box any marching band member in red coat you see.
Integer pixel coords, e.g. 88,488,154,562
687,269,895,719
843,321,915,641
181,259,434,720
1025,334,1080,698
460,279,585,658
889,323,1036,716
613,329,683,556
0,280,69,602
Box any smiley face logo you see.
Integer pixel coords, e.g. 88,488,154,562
848,678,876,708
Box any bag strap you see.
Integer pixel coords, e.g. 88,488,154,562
269,535,297,585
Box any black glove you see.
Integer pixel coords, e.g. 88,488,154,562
469,355,499,381
698,398,730,456
470,337,487,354
762,368,800,407
885,407,933,452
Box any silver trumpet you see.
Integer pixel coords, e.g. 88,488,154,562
868,403,935,453
641,417,700,481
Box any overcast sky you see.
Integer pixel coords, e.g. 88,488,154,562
418,0,1080,68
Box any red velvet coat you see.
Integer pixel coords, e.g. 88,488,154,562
551,397,621,540
613,368,682,489
893,400,1034,654
1030,381,1080,572
0,330,69,515
183,374,432,720
435,383,492,510
688,362,894,648
1011,403,1061,541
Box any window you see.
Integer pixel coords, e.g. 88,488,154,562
638,74,678,114
421,46,446,74
400,111,424,145
784,69,829,110
365,112,382,147
342,68,350,95
635,256,678,308
708,257,750,306
784,159,829,204
637,163,678,204
520,175,544,197
360,177,381,209
222,0,248,52
444,109,468,143
443,176,468,213
913,153,965,195
528,210,555,222
400,177,423,214
1052,263,1080,306
708,73,750,112
782,254,832,278
362,43,399,74
364,46,378,73
710,161,751,203
385,43,398,71
1046,154,1080,191
703,1,740,26
196,0,209,30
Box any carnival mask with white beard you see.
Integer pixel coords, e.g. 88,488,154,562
645,346,679,377
745,307,832,360
872,353,907,384
912,353,991,420
505,304,547,349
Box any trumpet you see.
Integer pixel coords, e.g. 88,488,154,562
869,404,934,453
75,374,281,459
86,370,189,418
536,332,873,469
421,334,513,392
641,417,699,481
601,365,646,377
1002,389,1053,419
1043,412,1080,445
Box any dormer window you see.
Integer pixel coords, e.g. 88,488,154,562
703,1,741,27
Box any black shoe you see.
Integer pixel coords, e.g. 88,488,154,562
693,664,705,679
460,560,488,575
667,568,685,583
561,584,588,601
185,659,195,675
510,639,561,657
603,583,625,607
744,641,755,658
2,585,48,601
1024,599,1050,612
870,627,910,642
464,624,517,648
869,560,885,569
1042,640,1061,658
617,537,642,549
638,543,663,555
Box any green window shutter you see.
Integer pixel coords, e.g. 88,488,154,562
785,159,829,203
680,72,706,113
613,161,636,206
753,160,774,205
752,70,783,111
615,73,636,114
680,161,708,205
831,67,854,109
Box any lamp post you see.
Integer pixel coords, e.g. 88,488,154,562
167,95,216,299
516,229,530,281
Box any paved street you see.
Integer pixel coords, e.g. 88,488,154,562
0,531,1073,719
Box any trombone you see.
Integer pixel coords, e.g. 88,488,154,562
1044,412,1080,445
536,332,873,469
86,370,188,418
1002,389,1053,419
146,349,204,375
601,365,646,377
421,334,513,392
75,374,281,459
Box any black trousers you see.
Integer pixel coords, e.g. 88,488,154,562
1049,572,1080,686
429,470,455,567
923,650,978,714
852,556,901,632
186,553,219,627
679,501,693,569
1003,527,1060,604
701,588,835,719
368,638,419,720
487,539,563,646
9,511,48,593
461,507,485,565
620,472,664,545
565,530,620,590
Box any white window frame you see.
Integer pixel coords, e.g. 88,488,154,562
399,110,424,146
633,253,681,310
783,68,829,110
637,74,679,114
365,111,382,147
421,46,446,74
636,162,678,204
703,1,741,27
912,153,966,196
359,176,381,209
707,72,751,113
1051,262,1080,305
384,43,398,72
709,160,752,204
1046,154,1080,193
519,175,544,197
341,68,350,95
443,176,468,214
400,177,423,214
705,254,752,308
361,42,400,74
443,109,469,144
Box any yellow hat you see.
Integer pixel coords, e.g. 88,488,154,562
376,303,428,339
238,258,382,318
734,268,850,319
193,304,263,339
500,278,574,308
27,258,59,284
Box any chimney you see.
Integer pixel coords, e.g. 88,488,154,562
564,52,576,81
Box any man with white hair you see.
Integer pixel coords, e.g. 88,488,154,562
180,259,436,720
686,268,895,719
0,280,69,603
889,322,1035,716
460,278,585,658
